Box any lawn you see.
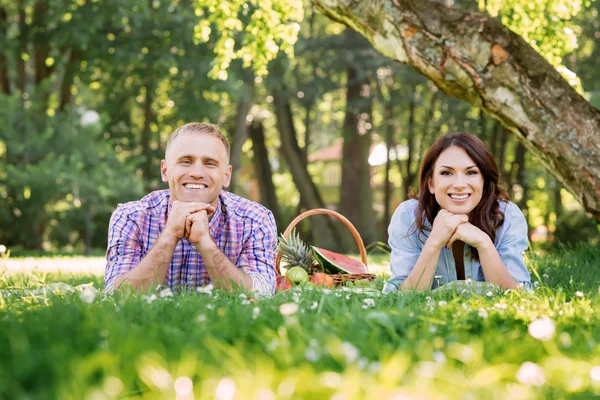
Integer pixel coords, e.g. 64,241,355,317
1,244,600,399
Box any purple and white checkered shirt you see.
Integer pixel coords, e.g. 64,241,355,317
105,190,278,295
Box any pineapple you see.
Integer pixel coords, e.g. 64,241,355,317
277,228,320,275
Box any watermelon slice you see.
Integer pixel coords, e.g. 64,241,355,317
311,247,368,274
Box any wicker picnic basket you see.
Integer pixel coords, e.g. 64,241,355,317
275,208,376,286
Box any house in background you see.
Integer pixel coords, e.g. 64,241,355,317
307,138,408,216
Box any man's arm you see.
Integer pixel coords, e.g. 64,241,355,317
187,209,277,294
114,232,179,291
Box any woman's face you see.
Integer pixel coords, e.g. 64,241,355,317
428,146,484,215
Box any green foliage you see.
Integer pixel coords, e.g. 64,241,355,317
194,0,303,79
480,0,585,88
1,246,600,398
553,211,600,247
0,93,143,250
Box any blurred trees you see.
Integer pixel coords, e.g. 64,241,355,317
0,0,598,252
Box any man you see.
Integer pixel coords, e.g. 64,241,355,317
105,122,277,295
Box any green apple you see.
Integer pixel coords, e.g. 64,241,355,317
286,266,309,285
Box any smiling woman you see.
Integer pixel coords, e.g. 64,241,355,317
384,132,531,292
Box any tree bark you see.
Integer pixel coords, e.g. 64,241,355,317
248,120,284,231
141,78,154,188
383,103,394,241
339,63,376,247
312,0,600,221
16,3,26,92
229,83,253,194
59,49,81,110
272,89,343,250
403,87,417,199
0,7,10,95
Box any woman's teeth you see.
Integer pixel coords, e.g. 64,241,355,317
449,194,469,200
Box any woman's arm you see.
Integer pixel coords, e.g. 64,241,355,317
400,210,468,291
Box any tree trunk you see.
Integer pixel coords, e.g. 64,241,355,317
511,142,526,200
16,3,26,92
496,126,510,184
339,63,376,247
312,0,600,221
229,83,253,194
0,7,10,95
59,49,81,110
272,89,343,250
141,78,154,188
383,103,394,241
248,119,284,231
403,87,417,199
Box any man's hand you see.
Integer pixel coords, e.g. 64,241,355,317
428,209,469,249
164,201,214,241
446,222,491,249
186,209,215,249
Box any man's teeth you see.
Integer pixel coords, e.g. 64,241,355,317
185,184,206,189
449,194,469,200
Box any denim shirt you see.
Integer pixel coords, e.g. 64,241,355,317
383,199,531,292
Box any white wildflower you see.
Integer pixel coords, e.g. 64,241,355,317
146,294,157,304
159,288,174,298
241,299,251,305
79,286,97,304
542,274,549,279
215,377,236,400
486,291,493,296
197,284,214,295
196,314,207,323
239,293,247,299
279,303,298,316
590,366,600,382
174,376,193,396
206,303,214,310
252,307,260,319
433,351,446,364
345,294,351,300
438,301,447,306
478,308,488,319
310,301,318,310
363,298,375,307
575,291,584,298
305,347,320,362
341,342,359,364
322,289,332,295
516,362,546,386
0,244,6,253
528,318,556,341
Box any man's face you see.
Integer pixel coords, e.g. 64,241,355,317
161,134,232,207
428,146,484,215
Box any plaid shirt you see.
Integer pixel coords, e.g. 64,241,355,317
105,190,278,295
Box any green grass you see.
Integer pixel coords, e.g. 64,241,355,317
1,244,600,399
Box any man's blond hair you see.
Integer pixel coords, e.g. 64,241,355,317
166,122,230,158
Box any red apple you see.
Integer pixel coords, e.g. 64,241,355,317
310,272,334,288
276,276,292,292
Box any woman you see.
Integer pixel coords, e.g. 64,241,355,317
384,132,531,292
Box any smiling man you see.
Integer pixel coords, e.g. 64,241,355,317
105,122,277,295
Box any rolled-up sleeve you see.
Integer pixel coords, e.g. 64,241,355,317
239,210,278,296
496,202,531,289
105,206,143,292
384,202,423,293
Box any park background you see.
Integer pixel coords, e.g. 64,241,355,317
2,1,600,399
1,0,599,257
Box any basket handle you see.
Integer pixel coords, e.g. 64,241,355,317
275,208,368,275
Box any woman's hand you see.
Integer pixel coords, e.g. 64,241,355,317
428,209,469,249
446,222,491,249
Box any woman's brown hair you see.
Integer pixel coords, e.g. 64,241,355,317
413,132,510,259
